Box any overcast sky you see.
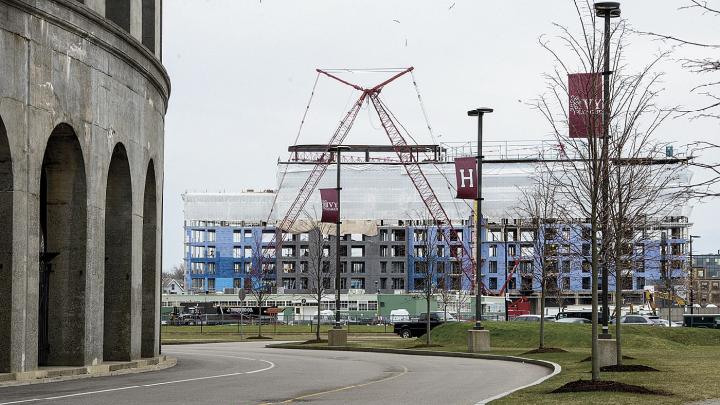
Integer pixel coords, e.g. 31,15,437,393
161,1,719,271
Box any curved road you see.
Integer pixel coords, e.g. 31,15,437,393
0,342,550,404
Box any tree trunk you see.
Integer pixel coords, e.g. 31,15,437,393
539,279,546,349
316,292,322,341
426,293,431,345
258,302,262,337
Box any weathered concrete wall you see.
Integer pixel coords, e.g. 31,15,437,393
0,0,169,372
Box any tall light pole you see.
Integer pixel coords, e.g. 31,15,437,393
689,235,700,315
595,1,620,340
329,145,350,330
468,107,493,330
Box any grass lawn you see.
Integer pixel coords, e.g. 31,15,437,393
161,323,393,344
296,321,720,405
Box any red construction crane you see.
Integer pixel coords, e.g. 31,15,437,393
264,67,487,294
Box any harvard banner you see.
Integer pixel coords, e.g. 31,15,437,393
454,157,477,199
568,73,603,138
320,188,339,223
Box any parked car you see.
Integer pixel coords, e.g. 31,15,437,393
683,314,720,329
610,315,655,325
651,319,682,327
556,310,606,324
393,312,444,338
556,317,591,324
511,315,555,322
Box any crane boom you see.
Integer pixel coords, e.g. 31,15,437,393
369,93,486,294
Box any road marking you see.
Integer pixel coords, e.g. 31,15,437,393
0,355,275,405
258,365,409,405
473,361,562,405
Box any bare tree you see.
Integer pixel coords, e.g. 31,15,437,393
303,220,333,342
163,262,186,282
411,213,443,345
247,232,275,338
533,0,690,378
515,171,561,350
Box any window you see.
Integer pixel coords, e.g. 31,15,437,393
192,229,205,242
244,247,253,258
507,245,516,256
207,262,216,274
521,275,533,291
414,230,427,242
262,231,274,243
489,261,498,273
380,246,388,257
350,234,363,241
299,233,309,242
359,302,369,311
323,246,330,257
244,230,253,239
282,233,293,242
191,246,205,258
191,278,203,289
339,246,347,256
282,246,296,257
207,278,215,291
489,229,502,242
392,278,405,290
391,262,405,273
351,262,365,273
233,231,242,243
437,246,445,257
350,278,365,289
414,246,426,257
582,277,591,290
351,246,364,257
506,229,516,242
299,277,308,290
582,243,591,256
562,276,571,290
206,246,216,258
520,245,533,257
520,230,535,242
489,245,497,257
282,278,297,289
233,247,242,258
341,262,348,273
207,230,216,242
244,262,252,273
191,262,204,274
561,261,570,273
282,262,296,273
299,246,309,256
300,262,309,273
415,262,427,274
339,278,347,289
233,278,242,288
391,245,405,257
380,278,387,289
582,260,591,273
489,278,498,290
380,229,389,241
234,263,242,273
414,278,426,290
391,229,406,241
380,262,388,273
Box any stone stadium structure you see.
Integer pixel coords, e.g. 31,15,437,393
0,0,169,373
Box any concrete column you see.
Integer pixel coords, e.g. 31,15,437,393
155,0,162,59
130,0,142,41
85,0,106,16
131,211,143,360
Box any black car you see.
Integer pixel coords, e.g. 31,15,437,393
393,313,444,338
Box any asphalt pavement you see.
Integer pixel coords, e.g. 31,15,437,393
0,342,550,404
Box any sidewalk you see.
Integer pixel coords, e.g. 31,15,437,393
0,355,176,387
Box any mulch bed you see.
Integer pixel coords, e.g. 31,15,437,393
409,344,443,349
300,339,328,344
522,347,568,354
246,336,273,340
600,364,659,372
580,355,635,362
552,379,669,395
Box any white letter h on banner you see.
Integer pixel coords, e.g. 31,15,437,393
460,168,474,188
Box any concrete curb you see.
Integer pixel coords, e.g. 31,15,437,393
0,356,177,388
266,344,561,404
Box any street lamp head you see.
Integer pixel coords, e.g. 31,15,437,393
594,2,621,18
690,235,701,239
467,108,494,117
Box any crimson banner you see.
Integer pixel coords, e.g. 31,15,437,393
320,188,339,223
568,73,603,138
454,157,477,199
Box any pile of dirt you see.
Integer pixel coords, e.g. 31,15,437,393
522,347,568,354
552,379,668,395
246,336,273,340
300,339,328,344
600,364,659,372
580,355,635,362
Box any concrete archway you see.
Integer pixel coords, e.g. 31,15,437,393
103,143,133,361
39,123,88,366
0,116,12,372
141,160,157,357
